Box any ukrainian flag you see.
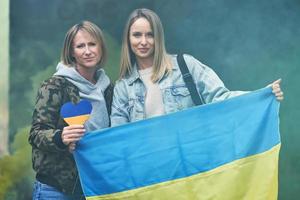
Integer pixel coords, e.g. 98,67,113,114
74,88,280,200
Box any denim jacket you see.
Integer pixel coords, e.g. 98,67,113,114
111,54,245,126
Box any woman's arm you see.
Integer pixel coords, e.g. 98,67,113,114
110,80,131,127
29,77,68,152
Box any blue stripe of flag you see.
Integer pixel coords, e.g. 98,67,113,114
60,99,92,118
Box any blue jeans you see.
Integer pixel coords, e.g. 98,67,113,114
32,180,82,200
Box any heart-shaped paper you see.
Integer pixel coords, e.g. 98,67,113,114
60,99,92,125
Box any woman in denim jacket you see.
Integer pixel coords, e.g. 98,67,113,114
111,8,283,126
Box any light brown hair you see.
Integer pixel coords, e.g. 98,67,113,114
61,21,107,68
120,8,172,82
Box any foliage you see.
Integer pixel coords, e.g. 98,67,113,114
103,32,121,81
25,63,56,107
0,127,34,200
9,38,60,140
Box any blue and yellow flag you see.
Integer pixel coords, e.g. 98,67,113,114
74,88,280,200
60,99,92,125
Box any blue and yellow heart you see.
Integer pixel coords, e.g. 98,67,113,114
60,100,92,125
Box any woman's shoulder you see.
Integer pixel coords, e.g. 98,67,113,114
113,78,133,98
38,76,79,99
36,75,80,105
170,53,206,71
181,53,202,64
169,53,201,64
41,75,78,89
40,75,67,88
115,78,129,88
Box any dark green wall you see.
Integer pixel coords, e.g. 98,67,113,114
8,0,300,199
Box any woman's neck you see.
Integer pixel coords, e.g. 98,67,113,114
76,66,97,84
137,57,154,70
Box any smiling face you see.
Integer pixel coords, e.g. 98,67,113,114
129,17,155,67
72,30,101,71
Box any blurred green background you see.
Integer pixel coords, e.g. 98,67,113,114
1,0,299,199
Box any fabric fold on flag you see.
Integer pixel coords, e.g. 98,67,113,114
74,87,280,200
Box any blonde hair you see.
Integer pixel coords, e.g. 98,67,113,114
120,8,172,82
61,21,107,68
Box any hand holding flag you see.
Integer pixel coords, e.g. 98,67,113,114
60,100,92,151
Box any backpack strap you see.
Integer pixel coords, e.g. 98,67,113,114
176,54,204,106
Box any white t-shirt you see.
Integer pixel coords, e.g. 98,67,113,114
139,67,165,118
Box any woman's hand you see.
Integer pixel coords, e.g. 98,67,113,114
269,79,284,101
69,142,76,153
61,125,85,152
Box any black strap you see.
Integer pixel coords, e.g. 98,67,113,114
177,54,204,106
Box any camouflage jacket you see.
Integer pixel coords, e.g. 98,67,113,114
29,75,114,196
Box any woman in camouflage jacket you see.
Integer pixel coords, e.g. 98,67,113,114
29,21,113,200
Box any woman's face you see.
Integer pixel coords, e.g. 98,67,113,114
129,17,154,63
72,30,101,70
